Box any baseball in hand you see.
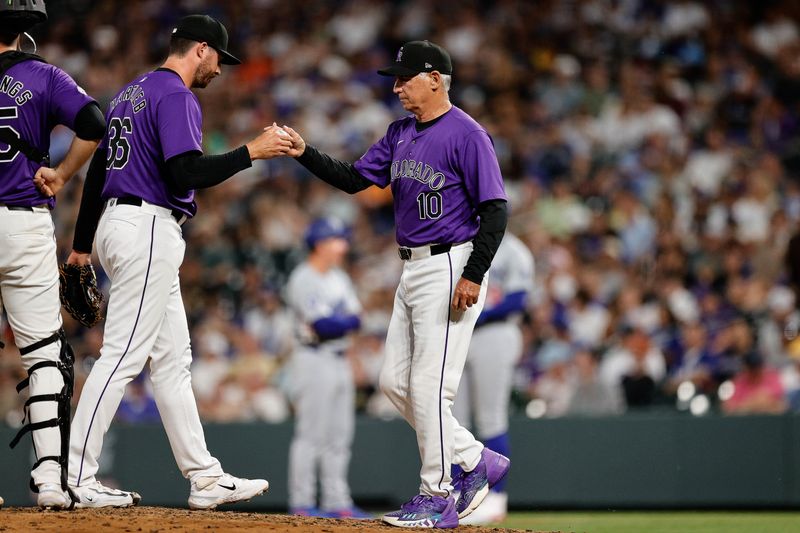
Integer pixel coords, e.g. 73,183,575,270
276,128,289,137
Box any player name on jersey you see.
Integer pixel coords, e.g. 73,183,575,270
109,82,146,114
0,74,33,106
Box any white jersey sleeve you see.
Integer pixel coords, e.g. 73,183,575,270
485,233,535,307
285,263,362,323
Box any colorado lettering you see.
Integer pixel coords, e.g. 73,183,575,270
390,159,446,190
109,84,147,113
0,75,34,106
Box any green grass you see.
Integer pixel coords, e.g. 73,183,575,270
495,511,800,533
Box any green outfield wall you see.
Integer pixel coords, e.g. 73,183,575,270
1,414,798,509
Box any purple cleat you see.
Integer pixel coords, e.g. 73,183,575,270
382,494,459,528
455,447,510,519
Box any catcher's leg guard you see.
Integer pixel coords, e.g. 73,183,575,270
9,329,75,504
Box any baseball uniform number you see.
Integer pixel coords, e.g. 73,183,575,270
416,191,442,220
105,116,132,170
0,106,21,163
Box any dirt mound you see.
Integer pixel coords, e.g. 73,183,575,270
0,506,529,532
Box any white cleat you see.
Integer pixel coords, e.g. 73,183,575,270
188,473,269,510
37,483,72,510
0,494,4,509
70,481,141,508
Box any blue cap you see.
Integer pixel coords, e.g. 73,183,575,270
304,217,350,249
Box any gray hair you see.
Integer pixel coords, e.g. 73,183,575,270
419,72,451,92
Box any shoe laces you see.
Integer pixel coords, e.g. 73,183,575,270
462,463,487,487
402,494,443,512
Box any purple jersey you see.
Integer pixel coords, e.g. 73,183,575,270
354,106,507,247
100,69,203,217
0,59,94,208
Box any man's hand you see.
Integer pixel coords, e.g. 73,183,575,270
246,124,293,160
281,125,306,158
67,250,92,266
33,166,68,197
59,259,104,328
451,277,480,312
33,136,100,197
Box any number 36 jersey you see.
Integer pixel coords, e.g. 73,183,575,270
100,69,202,218
0,59,94,208
354,106,506,248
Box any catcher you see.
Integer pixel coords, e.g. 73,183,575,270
0,0,105,509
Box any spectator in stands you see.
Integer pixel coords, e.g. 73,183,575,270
722,352,787,415
566,349,625,416
600,327,666,408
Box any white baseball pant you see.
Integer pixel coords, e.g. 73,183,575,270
0,206,65,487
379,241,486,498
69,200,223,487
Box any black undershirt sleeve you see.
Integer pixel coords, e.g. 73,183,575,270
73,102,106,141
295,142,505,282
72,148,108,253
166,146,252,194
461,199,508,284
295,144,373,194
73,147,253,252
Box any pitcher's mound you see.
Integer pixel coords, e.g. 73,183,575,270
0,506,528,532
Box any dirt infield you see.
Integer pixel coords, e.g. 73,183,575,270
0,506,534,532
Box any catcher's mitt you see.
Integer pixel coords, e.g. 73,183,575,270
59,263,104,328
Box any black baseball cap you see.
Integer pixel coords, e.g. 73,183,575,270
171,14,241,65
378,40,453,77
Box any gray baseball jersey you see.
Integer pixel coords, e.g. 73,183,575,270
285,262,362,351
484,233,534,312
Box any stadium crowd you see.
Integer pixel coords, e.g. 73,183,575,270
3,0,800,427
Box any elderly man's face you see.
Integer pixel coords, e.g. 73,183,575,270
393,72,438,112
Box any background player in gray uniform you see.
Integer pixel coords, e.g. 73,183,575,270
281,40,510,528
39,15,292,509
0,0,105,509
453,232,534,525
285,218,370,519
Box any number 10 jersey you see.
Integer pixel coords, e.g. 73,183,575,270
353,106,507,248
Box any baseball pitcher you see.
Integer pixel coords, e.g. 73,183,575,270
282,40,510,528
39,15,292,509
0,0,105,509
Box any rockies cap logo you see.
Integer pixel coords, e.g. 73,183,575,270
378,40,453,77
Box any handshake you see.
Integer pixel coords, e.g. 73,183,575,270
245,122,306,161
